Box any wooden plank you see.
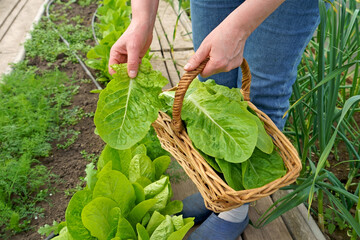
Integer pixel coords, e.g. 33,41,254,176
157,0,193,51
0,0,28,41
172,50,194,77
0,0,21,29
150,28,161,52
149,51,172,90
154,17,168,52
163,51,180,86
272,190,327,240
243,196,293,240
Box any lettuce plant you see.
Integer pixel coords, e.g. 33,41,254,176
53,144,194,240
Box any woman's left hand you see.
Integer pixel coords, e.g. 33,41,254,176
184,15,250,78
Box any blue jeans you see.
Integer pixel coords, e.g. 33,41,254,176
190,0,321,130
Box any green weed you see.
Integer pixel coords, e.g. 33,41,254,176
57,129,81,149
80,150,99,164
0,65,76,237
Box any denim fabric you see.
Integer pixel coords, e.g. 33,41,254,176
190,0,321,130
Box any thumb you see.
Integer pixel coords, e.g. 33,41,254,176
184,43,210,71
127,46,141,78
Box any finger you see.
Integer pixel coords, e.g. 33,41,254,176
199,57,225,78
108,48,126,75
127,43,141,78
184,43,210,71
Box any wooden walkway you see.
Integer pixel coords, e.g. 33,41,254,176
150,1,327,240
0,0,46,76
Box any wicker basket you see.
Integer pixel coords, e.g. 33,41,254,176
152,58,302,212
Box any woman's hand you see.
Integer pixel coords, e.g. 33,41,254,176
184,0,285,77
108,22,153,78
184,17,250,78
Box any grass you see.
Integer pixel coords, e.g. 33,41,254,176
0,0,98,238
0,63,78,237
24,15,92,64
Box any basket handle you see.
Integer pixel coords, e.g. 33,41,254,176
171,58,252,132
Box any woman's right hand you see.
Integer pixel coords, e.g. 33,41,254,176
108,21,153,78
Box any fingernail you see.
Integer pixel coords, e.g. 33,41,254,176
184,63,191,70
129,70,137,78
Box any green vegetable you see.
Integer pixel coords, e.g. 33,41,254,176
132,182,145,204
81,197,118,240
167,220,194,240
171,215,184,231
146,211,166,236
137,223,150,240
128,199,158,228
94,59,168,150
152,156,171,180
93,170,136,217
98,145,132,176
141,213,151,227
115,218,136,240
84,163,97,191
242,148,286,189
52,226,73,240
132,144,147,157
129,154,155,183
144,177,168,199
215,158,244,191
160,80,259,163
150,215,174,240
65,190,93,240
160,200,183,216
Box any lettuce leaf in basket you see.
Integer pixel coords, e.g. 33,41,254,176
159,79,275,163
242,148,286,189
94,59,168,150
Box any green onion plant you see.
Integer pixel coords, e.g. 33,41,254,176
257,0,360,237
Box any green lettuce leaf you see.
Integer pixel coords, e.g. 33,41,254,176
167,220,194,240
115,218,136,240
150,215,174,240
144,177,168,199
202,79,243,102
137,223,150,240
137,126,171,160
242,148,286,189
159,200,183,216
215,158,244,191
65,190,93,240
132,144,147,157
82,197,118,240
182,87,258,163
93,170,136,217
84,163,98,191
97,145,132,176
128,154,155,183
152,156,171,180
141,212,151,227
52,226,74,240
171,215,184,231
146,211,165,236
132,182,145,204
94,59,168,150
246,107,274,154
128,199,157,228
